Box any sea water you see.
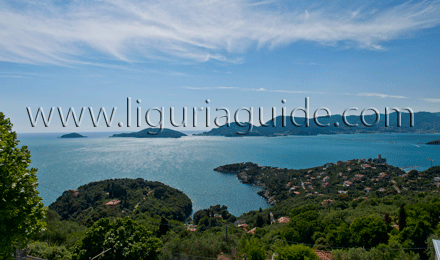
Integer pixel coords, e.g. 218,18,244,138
18,133,440,216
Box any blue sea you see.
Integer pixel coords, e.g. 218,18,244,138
17,132,440,216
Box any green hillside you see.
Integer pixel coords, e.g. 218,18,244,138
49,178,192,226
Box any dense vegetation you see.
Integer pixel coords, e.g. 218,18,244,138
49,178,192,226
192,205,237,231
197,111,440,136
111,128,187,138
73,217,163,260
20,159,440,259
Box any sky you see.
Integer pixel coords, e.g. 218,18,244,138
0,0,439,133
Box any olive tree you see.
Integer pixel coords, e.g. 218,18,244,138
0,112,46,258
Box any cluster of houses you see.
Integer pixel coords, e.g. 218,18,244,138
286,155,400,197
435,177,440,188
285,156,389,198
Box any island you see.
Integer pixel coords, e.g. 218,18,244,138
426,140,440,145
111,128,187,138
59,132,86,138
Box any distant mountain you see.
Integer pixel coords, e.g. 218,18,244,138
111,128,187,138
194,122,263,137
196,111,440,137
59,132,86,138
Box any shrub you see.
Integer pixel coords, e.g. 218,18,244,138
276,244,318,260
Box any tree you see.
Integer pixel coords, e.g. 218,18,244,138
256,214,264,228
158,216,170,237
397,220,433,259
0,112,46,258
402,220,433,253
325,223,350,248
73,217,162,260
383,213,392,229
193,210,208,225
349,215,389,248
198,215,210,227
241,237,266,260
399,204,407,231
288,210,321,244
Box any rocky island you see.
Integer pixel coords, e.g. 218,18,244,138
59,132,86,138
111,128,187,138
426,140,440,145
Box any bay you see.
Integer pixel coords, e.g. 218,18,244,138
18,132,440,216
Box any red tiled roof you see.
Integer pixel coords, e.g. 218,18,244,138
105,199,120,206
277,217,290,224
186,225,197,232
248,227,257,234
315,250,332,260
238,224,248,231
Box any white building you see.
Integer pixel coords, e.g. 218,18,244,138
433,239,440,260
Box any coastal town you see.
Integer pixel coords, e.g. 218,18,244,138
214,155,440,207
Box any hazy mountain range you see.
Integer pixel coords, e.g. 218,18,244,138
195,111,440,137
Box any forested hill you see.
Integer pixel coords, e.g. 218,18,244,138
49,178,192,226
197,111,440,136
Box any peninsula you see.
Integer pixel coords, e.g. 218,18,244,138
214,155,440,206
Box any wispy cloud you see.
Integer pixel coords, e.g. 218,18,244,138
251,88,326,95
182,86,326,95
423,98,440,103
295,62,324,66
182,86,239,90
356,93,407,98
1,0,439,65
0,75,24,78
348,92,408,99
0,72,45,78
184,86,414,99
